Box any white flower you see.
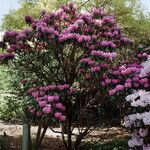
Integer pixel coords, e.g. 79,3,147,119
140,57,150,77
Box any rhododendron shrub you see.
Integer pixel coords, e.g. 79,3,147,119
103,52,150,96
92,51,149,122
104,51,150,149
124,57,150,150
0,3,133,150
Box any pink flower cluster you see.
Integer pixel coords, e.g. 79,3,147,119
79,57,109,75
100,40,116,48
58,33,91,43
91,50,117,59
138,52,149,59
0,3,132,91
28,84,77,122
75,8,132,82
102,63,150,96
0,2,132,68
0,53,15,60
103,31,119,38
79,58,95,65
91,66,101,72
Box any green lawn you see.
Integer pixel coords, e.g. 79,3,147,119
80,139,128,150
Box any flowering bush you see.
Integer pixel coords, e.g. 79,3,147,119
0,2,133,150
101,51,150,96
124,57,150,150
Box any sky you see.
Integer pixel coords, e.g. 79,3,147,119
142,0,150,11
0,0,20,26
0,0,150,26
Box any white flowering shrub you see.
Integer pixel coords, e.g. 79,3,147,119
125,57,150,150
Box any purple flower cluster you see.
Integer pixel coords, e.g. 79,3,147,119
103,31,119,38
121,37,133,44
0,53,15,60
28,84,77,122
25,15,34,24
58,33,91,43
91,50,117,59
102,16,115,24
79,58,95,65
100,41,116,48
0,2,132,63
102,62,150,95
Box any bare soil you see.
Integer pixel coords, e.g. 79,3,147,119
0,121,130,150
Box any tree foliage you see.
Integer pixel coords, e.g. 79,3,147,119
1,0,150,44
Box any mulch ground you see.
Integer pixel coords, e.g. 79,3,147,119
4,136,65,150
0,122,130,150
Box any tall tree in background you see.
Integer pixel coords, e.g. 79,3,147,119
1,0,150,44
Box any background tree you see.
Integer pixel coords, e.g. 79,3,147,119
1,0,150,44
84,0,150,44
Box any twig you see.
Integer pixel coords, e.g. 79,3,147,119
77,0,91,10
49,126,69,150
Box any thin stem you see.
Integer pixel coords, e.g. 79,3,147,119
38,127,48,147
77,0,91,10
50,126,69,150
67,118,72,150
34,125,42,150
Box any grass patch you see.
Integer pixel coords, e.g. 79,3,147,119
80,139,128,150
0,136,8,150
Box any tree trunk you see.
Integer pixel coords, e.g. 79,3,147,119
61,122,68,134
38,127,48,147
74,134,83,150
67,118,72,150
22,123,31,150
34,125,42,150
